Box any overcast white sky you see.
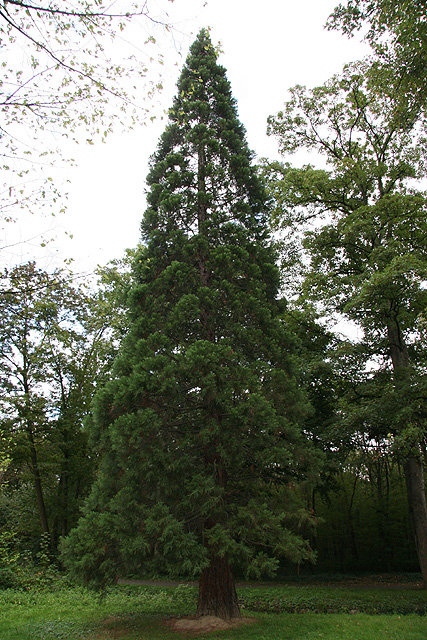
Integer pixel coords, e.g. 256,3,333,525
2,0,370,273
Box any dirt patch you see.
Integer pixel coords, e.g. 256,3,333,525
165,615,257,636
88,617,131,639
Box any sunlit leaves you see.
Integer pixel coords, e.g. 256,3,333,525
327,1,427,122
0,1,174,220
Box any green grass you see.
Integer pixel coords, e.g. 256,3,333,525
239,585,427,614
0,583,426,640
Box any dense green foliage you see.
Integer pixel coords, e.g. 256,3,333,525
3,2,427,596
62,31,319,617
0,263,417,588
0,260,129,561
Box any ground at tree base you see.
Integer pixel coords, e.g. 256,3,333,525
90,616,258,638
164,615,257,635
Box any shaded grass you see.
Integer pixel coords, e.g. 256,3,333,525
0,585,194,640
235,614,427,639
1,583,427,640
239,585,427,615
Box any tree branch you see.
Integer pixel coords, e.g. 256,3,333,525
2,0,151,21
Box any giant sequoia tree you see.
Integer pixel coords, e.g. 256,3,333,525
63,30,317,619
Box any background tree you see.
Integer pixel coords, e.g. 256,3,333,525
327,0,427,65
266,60,427,585
0,1,178,221
277,303,420,574
0,259,127,551
314,450,417,572
327,1,427,121
63,30,319,620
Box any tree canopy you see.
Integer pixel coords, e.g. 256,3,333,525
0,260,128,547
327,1,427,117
266,56,427,585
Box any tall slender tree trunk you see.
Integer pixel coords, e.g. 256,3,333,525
197,438,241,618
53,440,70,546
404,456,427,587
387,319,427,587
23,370,50,537
60,423,70,539
197,135,210,288
27,426,50,535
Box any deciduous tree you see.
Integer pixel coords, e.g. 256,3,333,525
0,261,124,547
0,1,178,221
327,1,427,117
266,60,427,585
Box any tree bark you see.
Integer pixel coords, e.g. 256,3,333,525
27,426,50,535
404,456,427,587
197,553,241,620
23,373,50,536
387,318,427,587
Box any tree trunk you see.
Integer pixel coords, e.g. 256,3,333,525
22,365,50,537
195,130,239,617
197,553,241,620
404,456,427,587
30,453,50,535
60,424,70,539
27,426,50,536
387,318,427,587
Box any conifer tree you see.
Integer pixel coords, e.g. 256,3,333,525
63,30,317,620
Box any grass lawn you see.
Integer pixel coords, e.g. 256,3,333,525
0,583,426,639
